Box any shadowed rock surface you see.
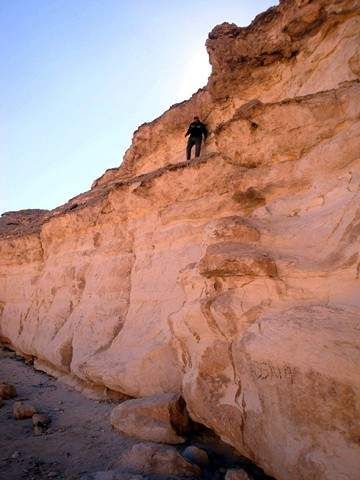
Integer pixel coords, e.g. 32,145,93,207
112,442,201,477
1,1,360,479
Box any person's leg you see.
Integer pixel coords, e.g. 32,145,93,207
186,138,194,160
195,138,202,157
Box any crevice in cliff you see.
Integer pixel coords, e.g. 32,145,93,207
167,301,193,372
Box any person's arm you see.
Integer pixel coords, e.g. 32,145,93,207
185,125,191,137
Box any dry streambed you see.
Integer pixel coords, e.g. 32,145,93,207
0,347,273,480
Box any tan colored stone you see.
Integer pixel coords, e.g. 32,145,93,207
0,383,17,399
114,442,201,477
225,469,253,480
110,393,190,444
13,401,37,420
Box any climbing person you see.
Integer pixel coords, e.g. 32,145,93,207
185,116,208,160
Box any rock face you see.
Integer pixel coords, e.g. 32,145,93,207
0,1,360,479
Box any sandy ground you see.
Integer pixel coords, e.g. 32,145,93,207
0,347,275,480
0,348,136,480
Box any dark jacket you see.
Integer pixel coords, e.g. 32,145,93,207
185,121,208,140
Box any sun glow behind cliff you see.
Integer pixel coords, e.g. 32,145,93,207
175,47,212,102
1,1,277,214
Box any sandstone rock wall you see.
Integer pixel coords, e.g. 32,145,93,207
1,1,360,479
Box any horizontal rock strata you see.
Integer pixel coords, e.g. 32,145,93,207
1,1,360,479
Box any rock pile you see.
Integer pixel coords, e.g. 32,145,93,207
0,381,52,434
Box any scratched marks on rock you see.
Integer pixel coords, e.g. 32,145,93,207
250,360,297,383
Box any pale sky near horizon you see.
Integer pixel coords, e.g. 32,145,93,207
1,0,277,214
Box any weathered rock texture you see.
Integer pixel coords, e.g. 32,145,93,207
110,393,190,444
225,469,253,480
113,442,201,477
1,1,360,479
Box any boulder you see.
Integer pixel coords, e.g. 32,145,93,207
182,446,209,467
0,382,17,399
114,442,201,477
225,469,253,480
13,401,37,419
110,393,190,444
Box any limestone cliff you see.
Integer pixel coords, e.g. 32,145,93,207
1,1,360,479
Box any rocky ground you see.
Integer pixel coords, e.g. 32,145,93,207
0,347,135,480
0,346,274,480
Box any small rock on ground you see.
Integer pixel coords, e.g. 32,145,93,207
0,382,17,399
32,413,51,427
13,400,37,419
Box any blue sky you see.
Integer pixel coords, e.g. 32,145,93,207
1,0,276,214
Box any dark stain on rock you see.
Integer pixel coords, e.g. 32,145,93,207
93,232,102,248
232,188,266,214
287,369,359,444
77,276,86,291
199,243,277,279
59,340,73,369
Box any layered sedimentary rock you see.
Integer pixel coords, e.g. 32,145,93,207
1,1,360,479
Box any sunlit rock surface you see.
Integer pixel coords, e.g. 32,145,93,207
1,1,360,479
